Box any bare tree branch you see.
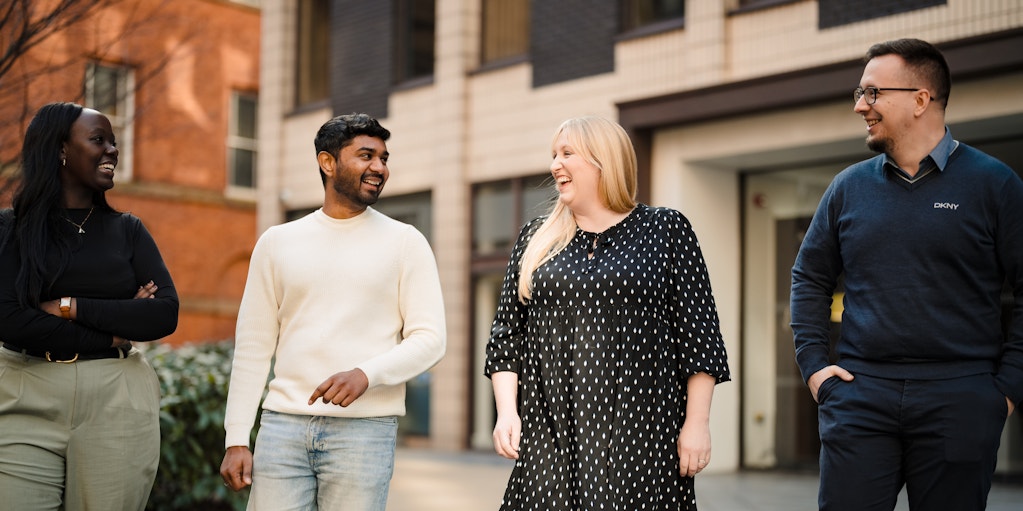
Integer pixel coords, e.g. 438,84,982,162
0,0,116,85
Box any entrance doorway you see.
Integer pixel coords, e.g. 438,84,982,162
742,166,843,469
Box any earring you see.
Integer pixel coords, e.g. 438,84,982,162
61,156,66,166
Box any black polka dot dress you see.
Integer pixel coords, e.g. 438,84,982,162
485,204,731,510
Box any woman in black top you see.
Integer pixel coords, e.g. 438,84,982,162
0,102,178,510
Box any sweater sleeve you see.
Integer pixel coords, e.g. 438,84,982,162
75,215,179,341
357,227,446,388
224,230,281,448
994,172,1023,406
790,182,845,383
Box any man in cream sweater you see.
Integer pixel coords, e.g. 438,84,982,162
220,113,446,510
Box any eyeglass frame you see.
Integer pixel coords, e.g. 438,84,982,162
853,86,931,105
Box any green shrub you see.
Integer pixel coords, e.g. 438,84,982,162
144,340,252,511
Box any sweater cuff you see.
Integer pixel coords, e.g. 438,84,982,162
795,346,830,384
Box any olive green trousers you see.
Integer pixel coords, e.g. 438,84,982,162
0,347,160,510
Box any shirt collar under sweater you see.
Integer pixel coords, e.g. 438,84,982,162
883,126,958,182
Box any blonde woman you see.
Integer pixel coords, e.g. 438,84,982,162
485,116,730,510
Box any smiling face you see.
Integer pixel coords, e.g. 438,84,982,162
324,134,389,216
61,108,118,201
854,54,921,155
550,132,601,213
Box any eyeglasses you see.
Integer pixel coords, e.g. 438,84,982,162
853,86,922,105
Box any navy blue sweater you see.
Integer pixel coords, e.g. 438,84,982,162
791,141,1023,405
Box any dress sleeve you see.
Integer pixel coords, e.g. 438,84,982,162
484,219,541,377
663,208,730,384
75,215,179,341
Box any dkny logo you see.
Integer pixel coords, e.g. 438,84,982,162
933,202,959,210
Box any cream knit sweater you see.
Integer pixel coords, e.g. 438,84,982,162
224,208,446,448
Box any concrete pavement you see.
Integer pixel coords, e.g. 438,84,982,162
387,448,1023,510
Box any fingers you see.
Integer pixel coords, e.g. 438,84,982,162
308,381,331,405
134,281,157,299
492,428,520,459
220,448,253,491
835,365,856,382
492,415,521,460
308,370,369,407
679,452,710,477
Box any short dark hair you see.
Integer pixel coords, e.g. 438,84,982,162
865,38,950,109
314,113,391,185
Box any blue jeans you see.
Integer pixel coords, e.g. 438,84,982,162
248,410,398,511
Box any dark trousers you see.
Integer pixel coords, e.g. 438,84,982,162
816,372,1008,511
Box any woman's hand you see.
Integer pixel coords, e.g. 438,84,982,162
40,299,61,317
135,280,157,299
111,336,133,349
678,416,712,477
493,411,522,460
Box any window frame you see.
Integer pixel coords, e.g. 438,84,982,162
393,0,436,85
227,91,259,196
295,0,330,108
480,0,530,67
84,62,134,182
619,0,685,36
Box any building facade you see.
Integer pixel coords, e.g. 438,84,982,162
0,0,261,345
257,0,1023,472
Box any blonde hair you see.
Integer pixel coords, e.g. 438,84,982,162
517,116,638,302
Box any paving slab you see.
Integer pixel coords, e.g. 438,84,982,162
388,448,1023,511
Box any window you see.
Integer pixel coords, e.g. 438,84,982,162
472,174,551,257
374,191,433,242
296,0,330,106
85,62,133,181
228,92,258,191
481,0,529,65
394,0,435,83
469,174,551,449
621,0,684,33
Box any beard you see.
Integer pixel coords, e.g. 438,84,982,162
332,170,383,207
866,134,891,154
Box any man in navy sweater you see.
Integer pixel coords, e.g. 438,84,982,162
791,38,1023,511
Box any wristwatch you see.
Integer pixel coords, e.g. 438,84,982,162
60,296,72,320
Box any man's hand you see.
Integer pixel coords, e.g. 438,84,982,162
220,446,253,491
308,368,369,407
808,365,854,403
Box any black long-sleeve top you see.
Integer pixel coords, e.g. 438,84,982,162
0,208,178,355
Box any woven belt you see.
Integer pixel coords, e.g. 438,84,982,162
3,343,129,363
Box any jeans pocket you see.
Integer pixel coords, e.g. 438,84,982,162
816,375,843,404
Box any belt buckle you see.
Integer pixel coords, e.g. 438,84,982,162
45,351,79,363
